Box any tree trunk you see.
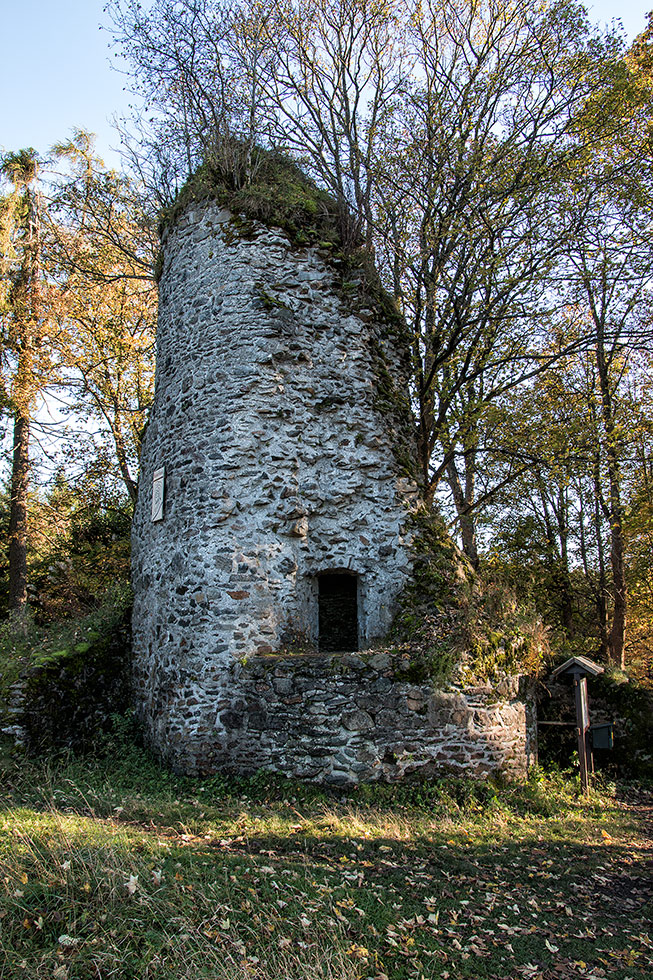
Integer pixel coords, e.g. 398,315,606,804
555,487,574,635
608,507,627,669
2,152,42,612
112,420,138,506
595,338,627,669
593,464,610,661
8,412,30,610
446,457,479,569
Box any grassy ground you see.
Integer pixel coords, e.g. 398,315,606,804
0,742,650,980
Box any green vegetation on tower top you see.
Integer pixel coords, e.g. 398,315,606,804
157,144,406,331
159,145,346,248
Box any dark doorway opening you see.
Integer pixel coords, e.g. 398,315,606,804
318,573,358,651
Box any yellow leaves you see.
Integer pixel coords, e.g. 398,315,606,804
346,942,371,960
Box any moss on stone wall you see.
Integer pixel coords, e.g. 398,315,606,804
387,507,471,684
159,149,341,247
20,612,131,753
1,594,132,755
159,147,407,348
458,578,547,687
386,508,547,688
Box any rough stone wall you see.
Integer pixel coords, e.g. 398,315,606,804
132,201,421,770
162,650,536,782
1,612,131,754
132,198,535,780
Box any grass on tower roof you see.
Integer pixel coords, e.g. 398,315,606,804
159,145,346,249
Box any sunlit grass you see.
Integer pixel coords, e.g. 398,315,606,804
0,751,649,979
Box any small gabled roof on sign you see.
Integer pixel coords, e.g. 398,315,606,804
551,656,605,680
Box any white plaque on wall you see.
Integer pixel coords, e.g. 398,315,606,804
152,467,165,522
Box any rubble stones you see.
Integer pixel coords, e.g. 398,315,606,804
143,650,536,782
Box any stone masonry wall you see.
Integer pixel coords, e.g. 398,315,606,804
132,200,422,771
157,650,536,783
131,197,535,780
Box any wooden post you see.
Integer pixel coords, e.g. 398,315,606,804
550,656,605,795
574,674,590,794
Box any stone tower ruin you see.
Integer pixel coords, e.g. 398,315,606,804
132,167,535,782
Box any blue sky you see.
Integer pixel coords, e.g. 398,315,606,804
0,1,131,166
1,0,651,169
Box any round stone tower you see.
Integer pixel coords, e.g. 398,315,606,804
131,194,422,770
132,177,536,783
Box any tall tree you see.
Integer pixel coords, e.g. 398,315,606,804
562,122,653,664
0,150,58,610
50,131,157,505
107,0,627,545
487,330,653,669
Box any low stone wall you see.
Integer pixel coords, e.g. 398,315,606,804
1,611,131,754
146,650,536,784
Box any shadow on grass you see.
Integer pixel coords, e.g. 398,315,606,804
0,763,650,980
1,751,651,980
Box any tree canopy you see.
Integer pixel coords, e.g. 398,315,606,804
1,2,652,679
